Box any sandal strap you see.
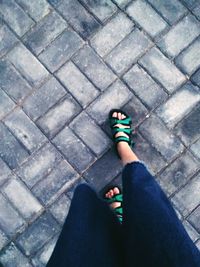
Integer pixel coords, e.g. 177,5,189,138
110,117,131,126
112,127,132,135
106,194,123,203
115,206,123,215
114,136,131,144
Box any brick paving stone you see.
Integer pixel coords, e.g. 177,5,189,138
4,108,47,153
105,29,152,75
175,37,200,75
174,105,200,146
139,47,186,93
24,11,67,55
16,143,62,188
193,4,200,20
181,0,200,9
0,159,11,187
0,89,15,119
0,0,34,37
2,178,43,220
112,0,132,7
69,111,111,156
56,61,99,108
0,193,25,237
80,0,117,22
16,212,60,256
0,23,18,57
158,151,199,196
156,82,200,128
52,127,95,173
7,44,49,87
39,28,84,72
50,194,70,224
37,95,81,139
188,206,200,233
0,229,8,251
122,94,148,126
190,138,200,160
90,12,134,57
0,59,32,102
139,115,184,162
16,0,51,21
22,77,66,121
147,0,187,25
196,240,200,250
158,14,200,58
72,45,116,91
83,149,122,190
31,235,58,267
183,220,200,242
56,0,100,39
87,80,132,124
123,64,168,109
32,160,79,205
126,0,168,38
0,243,32,267
133,134,167,174
0,122,29,170
191,68,200,86
171,172,200,217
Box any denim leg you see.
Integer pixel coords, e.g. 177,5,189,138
122,162,200,267
46,183,124,267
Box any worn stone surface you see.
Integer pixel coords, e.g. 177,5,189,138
171,173,200,217
0,0,34,36
126,0,168,37
156,82,200,128
55,0,100,39
7,43,49,87
0,23,18,57
56,61,99,108
39,28,84,72
123,64,168,109
105,29,152,75
90,12,134,57
139,47,186,92
2,178,43,220
37,95,82,138
32,160,79,205
175,37,200,75
0,193,25,237
52,127,95,173
139,115,184,162
72,45,116,91
158,14,200,57
148,0,186,25
16,212,60,256
1,1,200,263
22,77,66,121
0,59,32,102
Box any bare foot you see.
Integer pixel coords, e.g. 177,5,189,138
105,187,121,210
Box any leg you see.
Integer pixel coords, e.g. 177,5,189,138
111,110,200,267
122,161,200,267
47,184,124,267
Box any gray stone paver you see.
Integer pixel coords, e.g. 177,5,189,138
0,0,200,265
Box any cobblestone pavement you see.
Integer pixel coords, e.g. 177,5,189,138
0,0,200,266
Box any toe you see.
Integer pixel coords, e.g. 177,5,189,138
118,112,122,120
113,187,120,195
121,114,126,119
112,112,117,118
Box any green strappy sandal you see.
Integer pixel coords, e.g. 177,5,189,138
109,109,134,159
104,187,123,224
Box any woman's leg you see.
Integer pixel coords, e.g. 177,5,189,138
46,184,123,267
112,110,200,267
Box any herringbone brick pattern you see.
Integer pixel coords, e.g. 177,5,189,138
0,0,200,265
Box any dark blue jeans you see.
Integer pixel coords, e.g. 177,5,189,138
47,162,200,267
